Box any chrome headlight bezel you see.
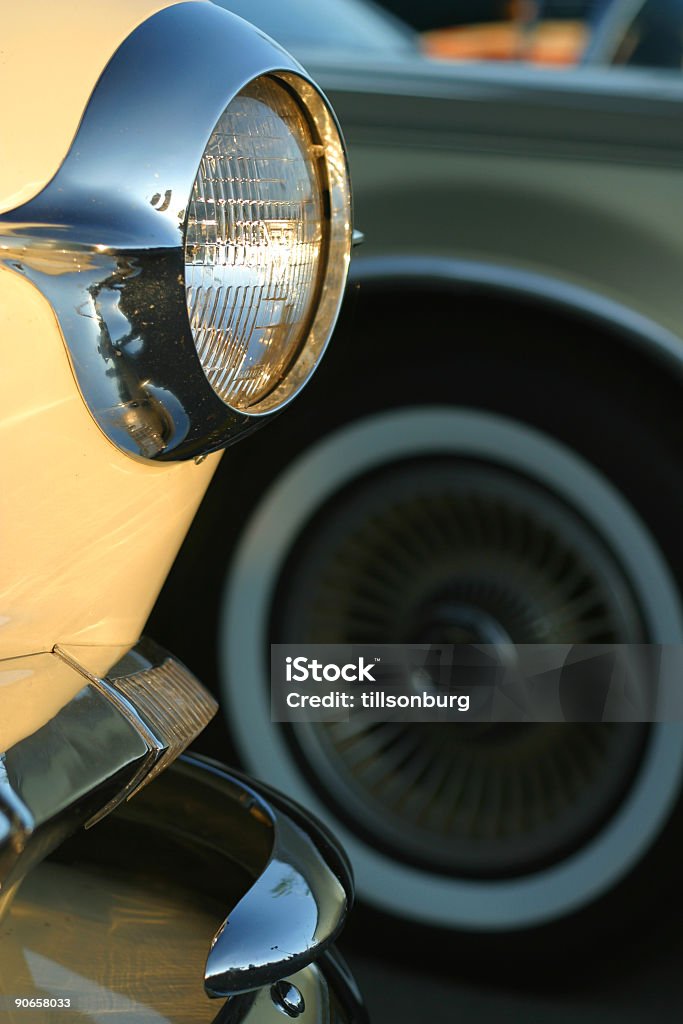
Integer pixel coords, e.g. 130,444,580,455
0,4,352,462
184,70,352,419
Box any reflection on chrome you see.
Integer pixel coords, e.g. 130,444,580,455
0,756,366,1024
0,641,217,914
0,4,352,462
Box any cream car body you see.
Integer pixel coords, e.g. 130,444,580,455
0,0,220,669
0,5,362,1019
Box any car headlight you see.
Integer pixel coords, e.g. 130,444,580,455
185,73,350,415
0,5,352,462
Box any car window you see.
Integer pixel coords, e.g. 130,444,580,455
377,0,683,71
585,0,683,68
381,1,602,65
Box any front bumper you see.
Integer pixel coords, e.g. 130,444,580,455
0,643,367,1022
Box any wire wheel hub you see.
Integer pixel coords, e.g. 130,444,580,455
273,459,649,877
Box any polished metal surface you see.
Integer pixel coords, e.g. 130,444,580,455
56,639,218,822
0,3,351,462
215,956,361,1024
52,755,360,1018
216,0,416,57
52,752,353,999
0,642,216,907
184,73,351,419
0,759,367,1024
270,981,305,1018
192,760,353,998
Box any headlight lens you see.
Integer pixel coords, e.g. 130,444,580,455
184,74,350,414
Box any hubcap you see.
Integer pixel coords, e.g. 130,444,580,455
273,459,649,877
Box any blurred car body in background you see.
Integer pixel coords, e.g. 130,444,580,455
152,0,683,970
417,1,593,64
381,0,683,69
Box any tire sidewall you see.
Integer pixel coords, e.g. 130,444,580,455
219,407,683,934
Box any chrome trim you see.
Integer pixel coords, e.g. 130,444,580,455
0,641,216,906
213,951,368,1024
55,640,218,822
348,254,683,380
0,3,352,462
2,756,366,1024
185,71,352,420
54,754,356,1003
197,760,353,998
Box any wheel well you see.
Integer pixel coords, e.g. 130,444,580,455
329,277,683,421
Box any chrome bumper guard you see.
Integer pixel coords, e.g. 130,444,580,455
0,642,366,1022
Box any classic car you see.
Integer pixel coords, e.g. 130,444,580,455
151,0,683,965
0,2,365,1020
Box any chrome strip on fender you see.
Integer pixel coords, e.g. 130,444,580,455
0,641,216,909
